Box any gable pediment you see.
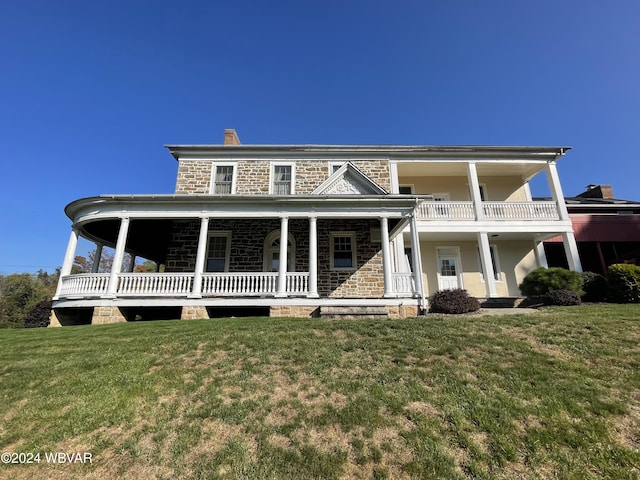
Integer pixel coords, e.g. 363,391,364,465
312,163,388,195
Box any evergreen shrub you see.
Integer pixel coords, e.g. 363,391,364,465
429,289,480,314
607,264,640,303
580,271,608,302
519,267,583,297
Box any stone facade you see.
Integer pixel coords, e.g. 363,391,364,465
164,218,385,298
175,160,213,194
317,219,384,298
174,159,391,195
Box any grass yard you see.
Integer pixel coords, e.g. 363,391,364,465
0,305,639,479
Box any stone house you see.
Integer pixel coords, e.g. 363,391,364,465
50,129,582,325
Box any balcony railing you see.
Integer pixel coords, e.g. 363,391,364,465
482,201,559,220
417,201,559,221
417,201,475,220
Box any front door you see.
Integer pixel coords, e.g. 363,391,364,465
437,249,463,290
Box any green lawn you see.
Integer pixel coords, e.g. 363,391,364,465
1,305,639,479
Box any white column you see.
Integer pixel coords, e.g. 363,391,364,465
409,213,426,311
524,181,533,202
467,162,484,220
191,217,210,298
380,216,393,297
106,217,130,296
389,161,399,193
307,216,319,298
562,231,583,272
545,161,569,220
276,217,289,297
54,227,79,299
92,244,103,273
478,232,498,297
534,241,548,268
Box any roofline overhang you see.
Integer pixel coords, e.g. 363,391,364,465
165,144,571,162
65,194,428,224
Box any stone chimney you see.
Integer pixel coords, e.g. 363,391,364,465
577,184,614,199
223,129,241,145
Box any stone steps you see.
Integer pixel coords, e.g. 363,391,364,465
319,306,389,320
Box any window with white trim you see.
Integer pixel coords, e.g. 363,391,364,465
212,165,235,194
206,232,231,272
477,244,501,282
271,164,295,194
330,232,357,270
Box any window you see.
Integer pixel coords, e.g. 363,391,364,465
213,165,235,194
330,232,357,269
271,164,294,194
399,185,413,194
263,230,295,272
477,245,501,282
330,162,345,174
206,232,231,272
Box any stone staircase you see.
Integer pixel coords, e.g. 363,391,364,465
478,297,525,309
319,306,389,320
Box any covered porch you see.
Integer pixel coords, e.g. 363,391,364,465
53,195,426,319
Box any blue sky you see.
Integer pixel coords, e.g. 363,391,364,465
0,1,638,274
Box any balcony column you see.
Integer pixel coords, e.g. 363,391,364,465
478,232,498,297
389,161,400,193
190,217,210,298
467,162,484,220
106,217,130,296
92,244,103,273
53,227,79,299
275,216,289,297
534,241,548,268
545,161,569,221
562,231,583,272
307,216,319,298
380,216,393,297
409,213,426,311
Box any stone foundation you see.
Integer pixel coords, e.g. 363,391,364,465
386,304,419,319
92,306,127,325
49,310,62,327
181,306,209,320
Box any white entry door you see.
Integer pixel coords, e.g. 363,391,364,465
437,248,463,290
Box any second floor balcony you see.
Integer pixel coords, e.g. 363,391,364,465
416,200,560,222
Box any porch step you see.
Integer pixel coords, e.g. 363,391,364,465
320,306,388,320
479,297,525,309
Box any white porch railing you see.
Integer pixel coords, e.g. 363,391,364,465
58,271,416,298
59,273,110,296
417,200,560,221
392,273,416,295
286,272,309,295
417,201,475,220
201,272,310,296
482,201,559,220
118,273,193,296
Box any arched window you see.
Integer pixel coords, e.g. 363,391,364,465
263,230,296,272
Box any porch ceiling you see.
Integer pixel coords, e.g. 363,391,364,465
396,162,546,180
82,219,174,263
409,230,560,242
